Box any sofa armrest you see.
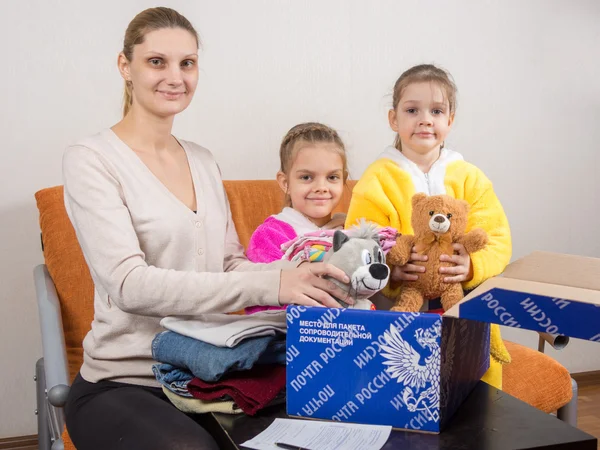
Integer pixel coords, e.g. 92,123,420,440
537,332,570,353
34,264,70,406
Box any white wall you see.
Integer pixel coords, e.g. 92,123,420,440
1,0,599,438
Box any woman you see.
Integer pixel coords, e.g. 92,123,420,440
63,7,351,449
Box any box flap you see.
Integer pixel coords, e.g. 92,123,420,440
444,279,600,343
445,276,600,318
501,251,600,291
443,252,600,342
445,251,600,319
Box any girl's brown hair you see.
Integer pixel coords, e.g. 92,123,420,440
391,64,457,150
279,122,349,207
121,7,200,117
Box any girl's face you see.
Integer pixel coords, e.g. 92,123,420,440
119,28,199,118
388,82,454,156
278,143,345,227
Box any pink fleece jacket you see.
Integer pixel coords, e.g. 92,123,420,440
246,217,297,264
245,217,297,314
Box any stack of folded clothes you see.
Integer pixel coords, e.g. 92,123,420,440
281,227,398,263
152,310,287,415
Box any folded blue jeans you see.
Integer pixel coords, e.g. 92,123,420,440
152,363,194,398
152,331,286,383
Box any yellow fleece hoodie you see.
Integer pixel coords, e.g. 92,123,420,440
346,146,512,389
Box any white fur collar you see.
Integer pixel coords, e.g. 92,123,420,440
378,146,464,195
273,207,345,236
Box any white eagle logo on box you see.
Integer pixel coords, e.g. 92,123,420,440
379,321,442,422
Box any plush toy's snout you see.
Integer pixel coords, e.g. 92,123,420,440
429,213,450,234
369,263,389,281
353,260,390,295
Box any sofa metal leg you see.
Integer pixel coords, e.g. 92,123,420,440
36,358,52,450
37,358,66,450
557,377,578,427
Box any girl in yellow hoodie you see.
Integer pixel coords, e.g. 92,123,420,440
346,64,511,389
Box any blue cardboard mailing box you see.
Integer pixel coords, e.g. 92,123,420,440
286,251,600,433
445,251,600,343
286,307,491,433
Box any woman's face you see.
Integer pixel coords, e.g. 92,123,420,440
120,27,199,118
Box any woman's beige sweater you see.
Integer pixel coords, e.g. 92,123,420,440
63,129,291,386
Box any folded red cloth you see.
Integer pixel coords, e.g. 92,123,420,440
187,364,285,416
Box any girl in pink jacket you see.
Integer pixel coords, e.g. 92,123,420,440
245,122,349,313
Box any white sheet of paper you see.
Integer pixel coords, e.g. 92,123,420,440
240,418,392,450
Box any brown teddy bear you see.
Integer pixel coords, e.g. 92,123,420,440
387,193,488,312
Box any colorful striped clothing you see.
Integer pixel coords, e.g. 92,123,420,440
244,209,346,314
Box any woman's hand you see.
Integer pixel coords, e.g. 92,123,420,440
279,262,354,308
390,247,427,282
440,243,473,283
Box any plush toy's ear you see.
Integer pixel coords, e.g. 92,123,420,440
333,231,350,252
412,192,428,207
457,199,470,215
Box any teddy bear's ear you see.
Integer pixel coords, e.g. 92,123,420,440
458,199,470,214
412,193,428,207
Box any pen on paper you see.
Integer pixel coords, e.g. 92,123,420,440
275,442,313,450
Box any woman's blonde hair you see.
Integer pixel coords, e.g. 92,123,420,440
391,64,457,150
279,122,349,207
121,7,200,117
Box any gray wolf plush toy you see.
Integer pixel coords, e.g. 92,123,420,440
323,221,391,309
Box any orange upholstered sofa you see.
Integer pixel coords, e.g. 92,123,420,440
33,180,576,450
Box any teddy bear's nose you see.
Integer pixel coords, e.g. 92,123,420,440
369,263,389,280
434,215,446,223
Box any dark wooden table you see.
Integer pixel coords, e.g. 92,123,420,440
207,381,597,450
